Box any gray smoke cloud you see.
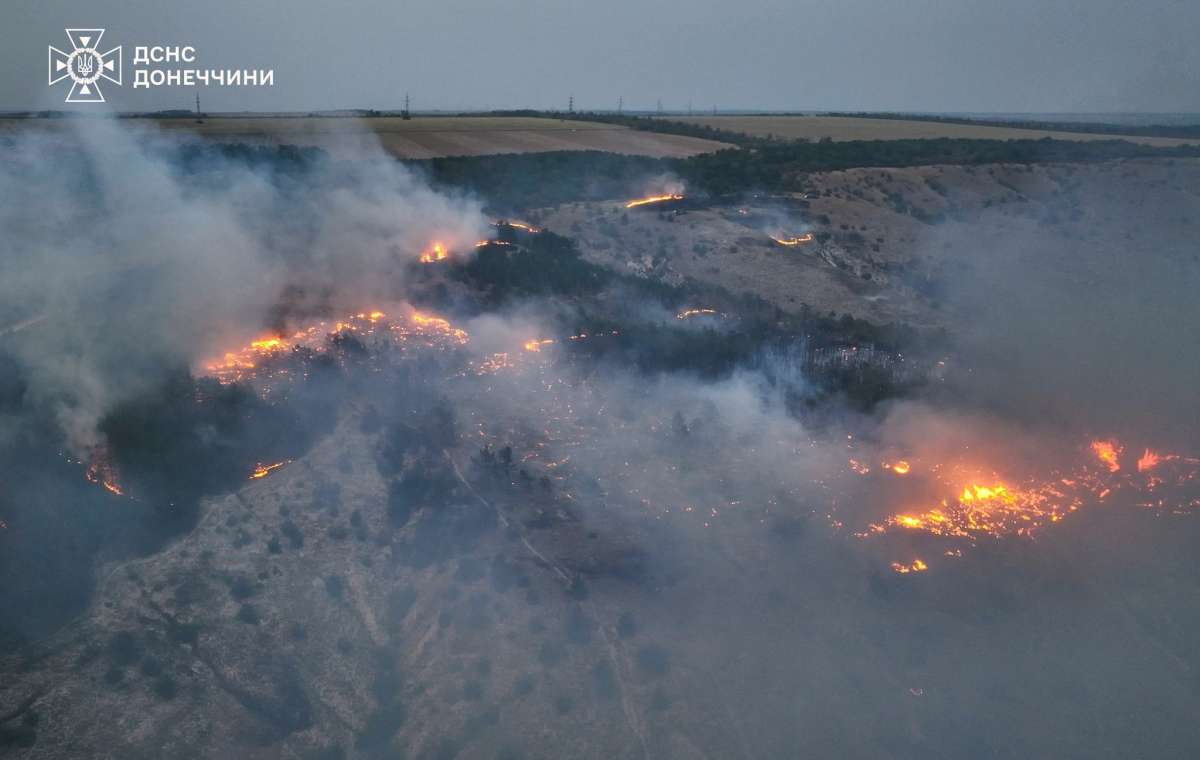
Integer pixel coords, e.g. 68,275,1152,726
0,116,487,452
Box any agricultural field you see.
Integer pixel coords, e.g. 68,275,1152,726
664,114,1196,146
0,115,731,159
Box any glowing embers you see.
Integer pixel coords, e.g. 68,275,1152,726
860,437,1200,548
891,559,928,574
625,193,684,209
870,472,1084,542
676,308,717,320
769,233,814,247
202,308,468,385
523,339,555,352
250,460,290,480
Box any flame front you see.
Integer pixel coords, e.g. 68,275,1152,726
625,194,684,209
201,308,470,385
873,476,1082,541
492,220,541,233
860,436,1200,552
250,461,290,480
769,233,814,247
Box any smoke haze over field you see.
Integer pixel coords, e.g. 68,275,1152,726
915,189,1200,448
2,0,1200,113
2,119,1200,757
0,117,485,452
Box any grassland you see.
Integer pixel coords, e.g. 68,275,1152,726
0,115,730,159
661,115,1195,147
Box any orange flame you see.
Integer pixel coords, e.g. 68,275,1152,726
625,194,683,209
493,220,541,233
419,242,448,263
85,446,124,496
1090,439,1122,472
1137,449,1165,472
769,233,814,247
250,461,290,480
891,559,928,574
201,308,469,384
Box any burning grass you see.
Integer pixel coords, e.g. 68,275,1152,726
854,436,1200,571
768,233,814,247
201,308,468,386
625,193,684,209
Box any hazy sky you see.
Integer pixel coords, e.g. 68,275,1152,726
3,0,1198,113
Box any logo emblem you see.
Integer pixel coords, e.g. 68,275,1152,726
49,29,122,103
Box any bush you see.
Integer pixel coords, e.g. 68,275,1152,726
107,631,142,666
153,674,178,700
462,679,484,701
616,612,637,639
636,644,670,677
513,673,536,697
591,661,618,702
554,694,574,715
324,575,345,600
564,606,593,645
236,604,261,625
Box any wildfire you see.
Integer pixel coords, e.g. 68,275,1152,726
250,461,290,480
875,479,1080,541
524,339,555,352
625,194,684,209
492,220,541,233
676,308,717,320
859,435,1200,551
1136,448,1174,472
419,242,448,264
891,559,928,574
202,308,470,385
769,233,814,247
849,459,871,475
84,446,124,496
1090,439,1122,472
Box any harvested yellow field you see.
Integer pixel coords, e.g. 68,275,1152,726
0,116,729,159
666,115,1194,147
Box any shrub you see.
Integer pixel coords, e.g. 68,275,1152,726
636,644,670,677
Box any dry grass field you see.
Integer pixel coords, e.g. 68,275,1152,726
666,115,1195,146
0,115,730,159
